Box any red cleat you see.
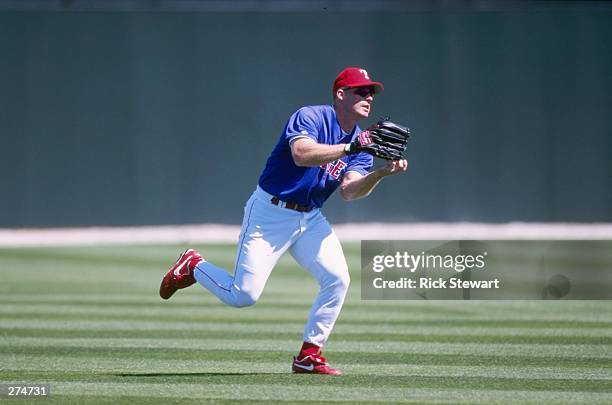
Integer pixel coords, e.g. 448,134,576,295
292,354,342,375
159,249,203,300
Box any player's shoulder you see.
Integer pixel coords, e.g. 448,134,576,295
292,104,331,116
292,105,335,127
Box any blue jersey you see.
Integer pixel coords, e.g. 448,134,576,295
258,105,373,208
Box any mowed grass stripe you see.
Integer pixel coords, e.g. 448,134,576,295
3,293,612,319
5,381,611,403
2,295,612,317
0,395,364,405
2,292,609,307
1,373,610,394
2,294,611,317
3,316,612,334
4,347,609,368
0,324,612,345
2,355,611,381
3,327,610,345
0,293,326,304
5,318,607,335
0,302,497,319
0,301,479,317
0,304,468,319
3,297,612,325
3,311,612,329
2,336,611,358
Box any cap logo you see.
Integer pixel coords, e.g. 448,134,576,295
359,69,370,80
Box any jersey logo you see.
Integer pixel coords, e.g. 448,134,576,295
359,69,370,80
359,130,373,146
321,160,348,180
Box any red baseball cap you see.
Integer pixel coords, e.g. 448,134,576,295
333,67,384,95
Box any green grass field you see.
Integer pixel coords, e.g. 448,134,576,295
1,244,611,404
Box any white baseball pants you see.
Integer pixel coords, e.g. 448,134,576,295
193,186,350,347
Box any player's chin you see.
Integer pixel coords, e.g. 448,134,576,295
357,107,370,118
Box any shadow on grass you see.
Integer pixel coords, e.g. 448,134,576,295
114,372,283,377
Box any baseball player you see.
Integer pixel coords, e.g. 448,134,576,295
159,67,408,375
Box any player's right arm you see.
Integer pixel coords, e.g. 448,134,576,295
340,159,408,201
290,138,347,167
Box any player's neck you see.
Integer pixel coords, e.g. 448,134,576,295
334,107,359,134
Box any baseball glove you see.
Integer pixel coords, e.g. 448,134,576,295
346,118,411,160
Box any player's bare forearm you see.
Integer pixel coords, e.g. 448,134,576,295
290,138,347,167
340,160,408,201
340,171,385,201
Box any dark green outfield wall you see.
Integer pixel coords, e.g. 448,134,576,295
1,7,611,226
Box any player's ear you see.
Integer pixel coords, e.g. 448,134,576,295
335,88,345,101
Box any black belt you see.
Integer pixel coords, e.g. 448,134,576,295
270,197,313,213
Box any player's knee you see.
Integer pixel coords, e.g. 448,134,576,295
233,290,258,308
327,270,350,293
338,272,351,291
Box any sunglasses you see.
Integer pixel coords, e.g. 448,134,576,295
351,87,375,98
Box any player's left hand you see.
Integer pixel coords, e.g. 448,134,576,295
377,159,408,177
